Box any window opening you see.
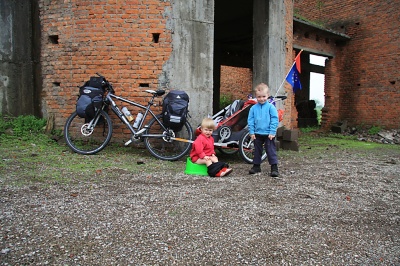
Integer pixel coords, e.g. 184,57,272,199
49,35,59,44
152,33,160,43
310,54,326,66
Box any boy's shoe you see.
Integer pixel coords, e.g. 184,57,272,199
271,164,279,177
249,165,261,174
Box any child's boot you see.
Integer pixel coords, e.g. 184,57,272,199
249,164,261,174
271,164,279,177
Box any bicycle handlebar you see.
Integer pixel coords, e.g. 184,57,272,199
94,73,115,94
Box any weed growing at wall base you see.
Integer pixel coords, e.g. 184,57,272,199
368,125,382,135
0,115,46,139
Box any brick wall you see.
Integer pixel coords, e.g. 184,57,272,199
39,0,171,137
292,23,345,128
220,66,252,103
294,0,400,129
39,0,398,139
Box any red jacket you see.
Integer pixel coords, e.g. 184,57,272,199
190,133,215,162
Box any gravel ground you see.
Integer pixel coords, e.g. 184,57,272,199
1,144,399,265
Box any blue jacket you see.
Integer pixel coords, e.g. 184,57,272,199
248,102,279,136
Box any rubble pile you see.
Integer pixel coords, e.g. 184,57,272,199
345,128,400,144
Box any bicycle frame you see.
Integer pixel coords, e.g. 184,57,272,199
103,91,193,145
105,91,167,138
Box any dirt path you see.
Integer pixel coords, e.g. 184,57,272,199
1,144,399,265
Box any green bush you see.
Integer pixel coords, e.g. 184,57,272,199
315,106,322,125
219,94,233,110
0,115,46,137
368,126,381,135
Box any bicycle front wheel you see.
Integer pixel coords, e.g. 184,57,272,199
64,110,113,155
144,115,193,161
238,130,268,164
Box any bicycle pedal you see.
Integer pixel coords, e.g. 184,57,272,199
124,139,132,146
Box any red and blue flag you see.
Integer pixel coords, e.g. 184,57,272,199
286,52,302,93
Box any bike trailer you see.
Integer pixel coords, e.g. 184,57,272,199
216,99,256,131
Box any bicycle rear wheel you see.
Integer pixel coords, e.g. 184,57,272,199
64,110,113,155
144,115,193,161
238,130,268,164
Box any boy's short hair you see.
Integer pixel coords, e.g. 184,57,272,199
201,117,215,130
254,83,270,94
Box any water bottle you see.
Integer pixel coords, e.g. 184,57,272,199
133,112,143,129
121,107,134,122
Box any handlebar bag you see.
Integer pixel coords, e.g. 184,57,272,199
88,76,106,89
76,86,104,120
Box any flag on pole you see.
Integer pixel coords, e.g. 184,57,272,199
286,51,302,93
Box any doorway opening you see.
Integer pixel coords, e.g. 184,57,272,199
214,0,253,113
296,52,327,128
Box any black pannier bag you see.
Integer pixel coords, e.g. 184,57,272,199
162,90,189,130
76,86,104,120
76,76,106,120
76,87,104,121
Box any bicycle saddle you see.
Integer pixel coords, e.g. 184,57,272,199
145,89,165,96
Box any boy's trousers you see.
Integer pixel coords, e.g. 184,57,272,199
253,134,278,165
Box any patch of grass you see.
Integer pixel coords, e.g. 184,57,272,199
278,131,400,163
300,126,320,133
1,136,184,187
299,131,395,150
0,115,186,187
1,115,398,188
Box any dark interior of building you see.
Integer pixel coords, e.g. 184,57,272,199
213,0,253,111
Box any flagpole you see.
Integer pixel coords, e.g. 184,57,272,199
274,49,303,98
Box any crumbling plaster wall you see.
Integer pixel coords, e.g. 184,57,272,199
163,0,214,125
0,0,35,117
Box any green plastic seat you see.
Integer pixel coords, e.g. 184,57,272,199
184,157,208,176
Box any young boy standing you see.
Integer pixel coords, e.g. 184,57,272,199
247,83,279,177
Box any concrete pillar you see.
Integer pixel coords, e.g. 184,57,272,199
253,0,286,96
0,0,36,116
162,0,214,127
